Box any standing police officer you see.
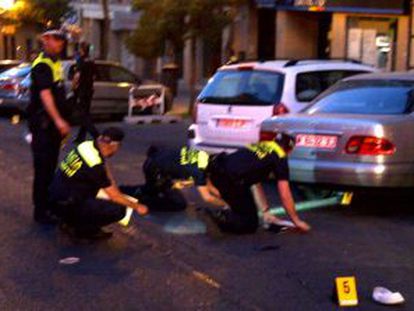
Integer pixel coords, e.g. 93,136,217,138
72,41,99,143
27,30,71,224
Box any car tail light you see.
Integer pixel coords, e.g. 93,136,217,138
1,83,17,91
259,130,276,142
345,136,395,155
237,65,253,71
192,101,199,122
273,103,289,116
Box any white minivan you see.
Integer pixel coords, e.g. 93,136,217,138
188,59,377,153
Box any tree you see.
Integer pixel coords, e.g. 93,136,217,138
100,0,110,59
126,0,244,110
7,0,73,28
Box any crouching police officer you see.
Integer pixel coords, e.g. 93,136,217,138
28,30,71,224
207,133,311,234
131,145,226,211
49,127,148,240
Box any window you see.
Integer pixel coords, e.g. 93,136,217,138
95,64,111,82
198,70,284,106
296,70,368,102
108,65,137,83
0,64,31,79
305,80,414,115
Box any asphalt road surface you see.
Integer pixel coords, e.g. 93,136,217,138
0,118,413,310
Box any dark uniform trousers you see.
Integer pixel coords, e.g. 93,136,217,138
30,125,62,218
75,91,99,142
56,198,126,232
209,156,259,234
137,157,187,212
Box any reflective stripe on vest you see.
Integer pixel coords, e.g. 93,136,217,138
180,147,210,169
247,141,286,159
77,141,103,167
197,150,209,169
32,52,64,83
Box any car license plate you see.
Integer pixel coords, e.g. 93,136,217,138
296,134,338,149
217,119,248,128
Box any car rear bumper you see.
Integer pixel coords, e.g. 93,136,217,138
188,124,244,154
289,158,414,188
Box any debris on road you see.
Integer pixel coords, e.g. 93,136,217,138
59,257,80,265
372,287,405,305
193,271,221,289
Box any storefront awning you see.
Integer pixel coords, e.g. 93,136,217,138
257,0,409,15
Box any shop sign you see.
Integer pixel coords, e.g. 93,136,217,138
276,0,407,14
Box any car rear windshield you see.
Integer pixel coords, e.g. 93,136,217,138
0,64,30,79
305,80,414,115
198,70,284,106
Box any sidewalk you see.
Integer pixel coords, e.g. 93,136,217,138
169,90,191,117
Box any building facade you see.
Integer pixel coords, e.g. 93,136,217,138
230,0,412,71
71,0,147,76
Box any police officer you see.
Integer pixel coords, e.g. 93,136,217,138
49,127,148,240
134,145,226,211
72,41,99,143
27,30,71,224
206,133,311,234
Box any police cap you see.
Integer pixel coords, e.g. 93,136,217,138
41,29,67,41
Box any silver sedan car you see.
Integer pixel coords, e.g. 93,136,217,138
260,72,414,188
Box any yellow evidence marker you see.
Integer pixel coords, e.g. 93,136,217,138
335,276,359,307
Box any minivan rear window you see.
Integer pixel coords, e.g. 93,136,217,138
305,80,414,115
198,70,284,106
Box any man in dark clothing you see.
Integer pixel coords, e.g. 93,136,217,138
49,127,148,240
207,133,311,234
72,41,99,143
131,145,226,212
27,30,71,224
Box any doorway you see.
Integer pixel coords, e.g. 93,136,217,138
257,8,276,60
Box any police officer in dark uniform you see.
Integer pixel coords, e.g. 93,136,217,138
49,127,148,240
72,41,99,143
131,145,226,211
27,30,71,224
207,133,311,234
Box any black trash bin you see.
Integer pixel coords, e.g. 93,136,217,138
161,63,179,97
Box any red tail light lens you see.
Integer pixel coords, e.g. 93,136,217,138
259,130,276,142
273,103,289,116
345,136,395,155
1,83,17,91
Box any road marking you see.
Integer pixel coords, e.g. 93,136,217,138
193,271,221,289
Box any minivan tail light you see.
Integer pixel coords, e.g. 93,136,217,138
237,65,253,71
259,130,277,142
345,136,395,156
273,103,289,116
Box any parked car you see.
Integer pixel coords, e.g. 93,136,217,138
188,59,377,153
0,60,23,73
260,72,414,189
0,63,30,112
1,60,170,118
